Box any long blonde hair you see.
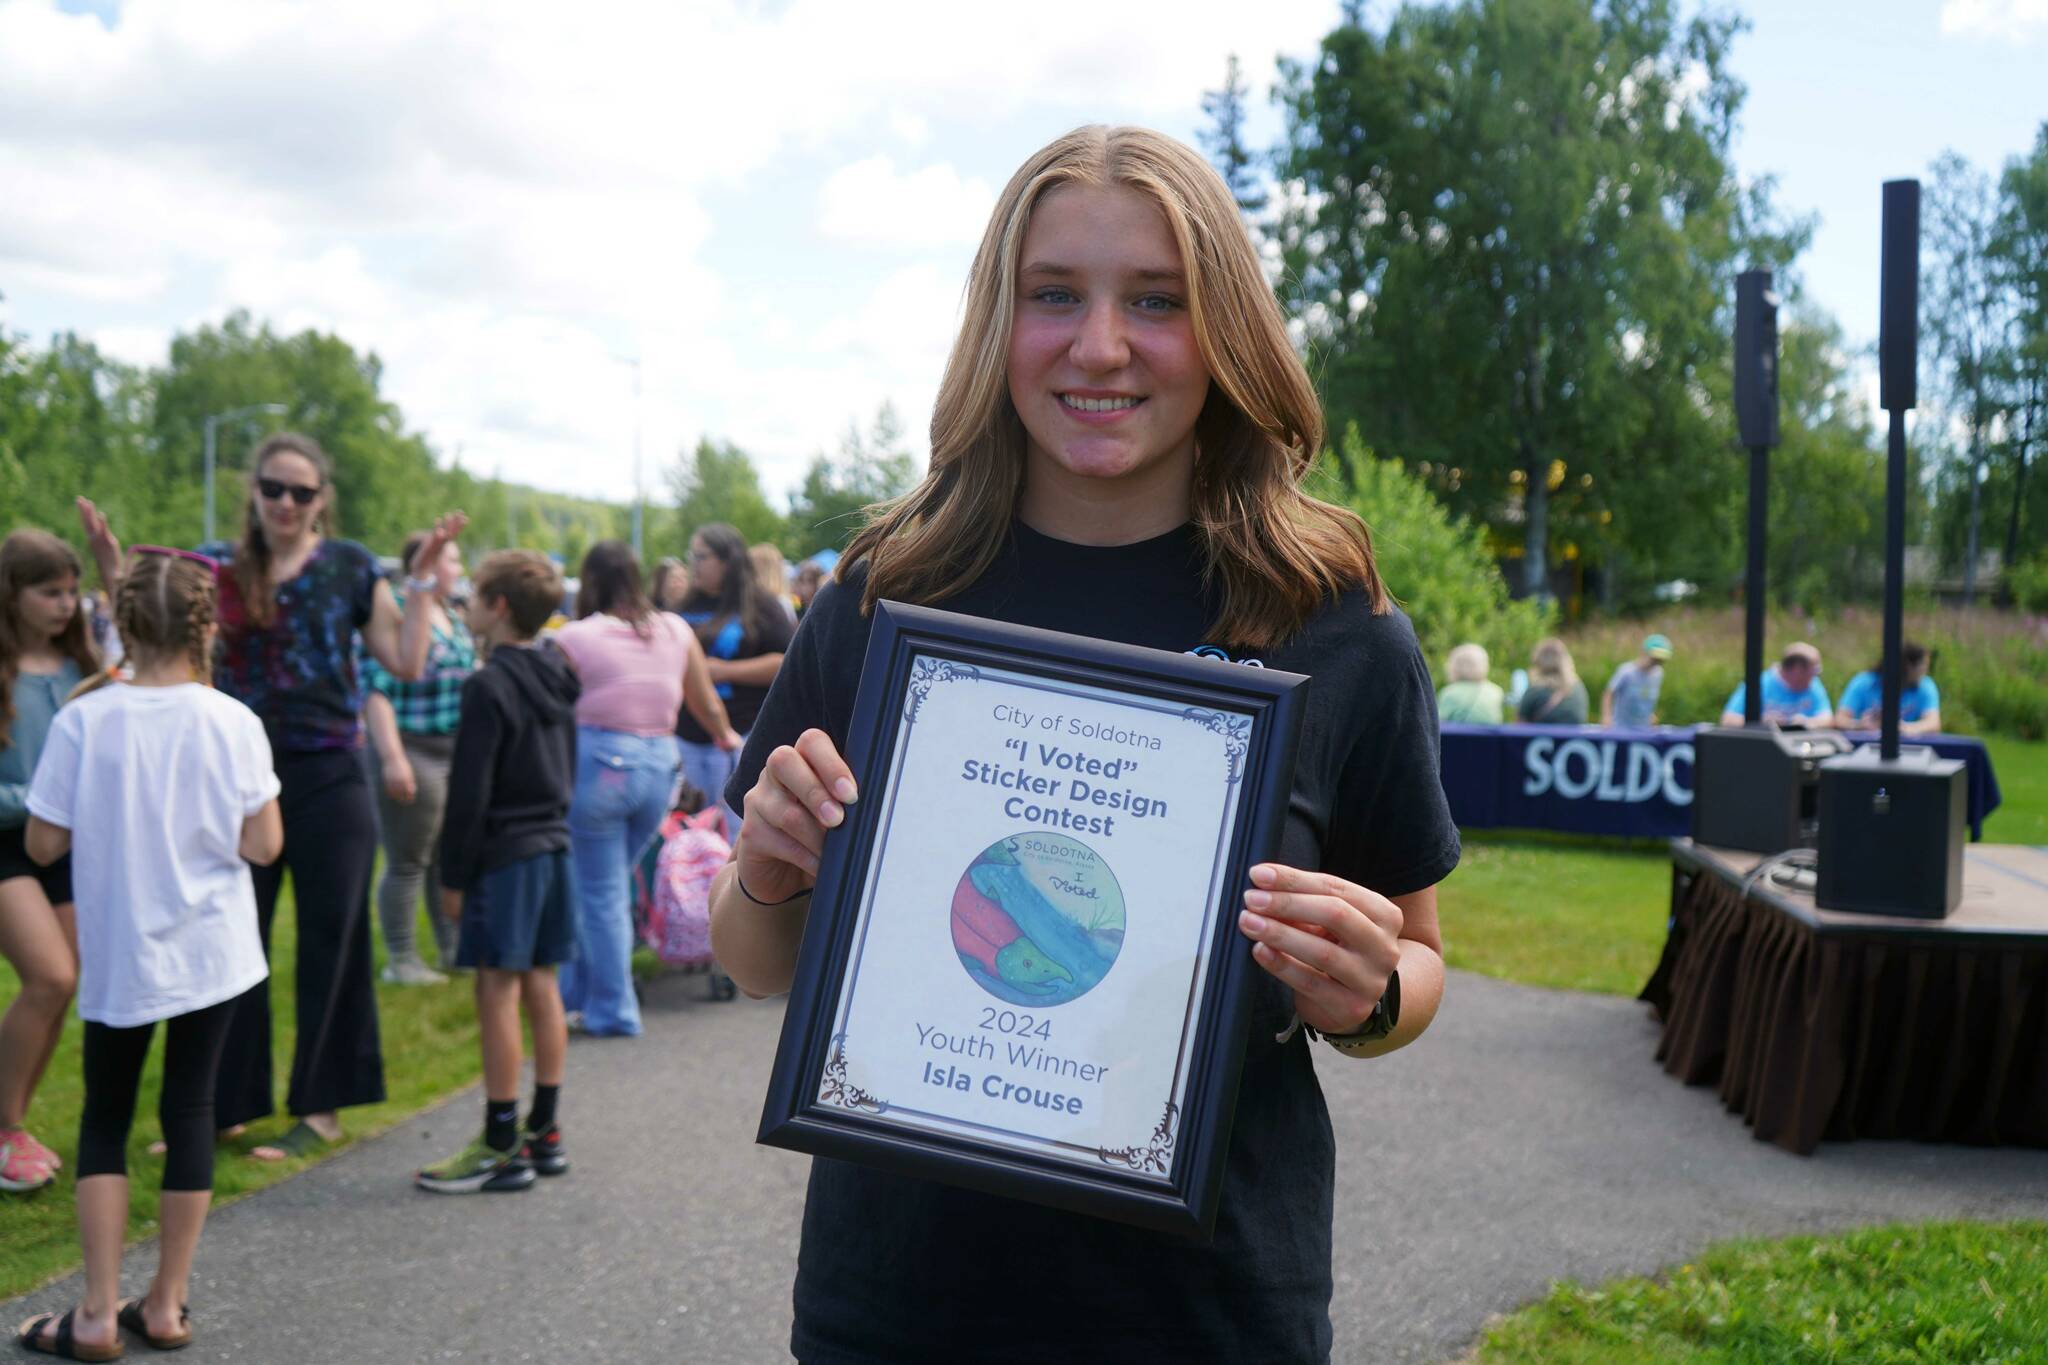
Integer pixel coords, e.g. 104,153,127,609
842,125,1385,650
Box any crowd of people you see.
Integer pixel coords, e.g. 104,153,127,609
1437,633,1944,735
3,124,1465,1362
0,436,818,1354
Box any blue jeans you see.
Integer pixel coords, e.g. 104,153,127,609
561,728,679,1036
678,737,744,836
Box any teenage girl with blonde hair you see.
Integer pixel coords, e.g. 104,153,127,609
709,125,1458,1363
18,547,283,1358
0,530,97,1194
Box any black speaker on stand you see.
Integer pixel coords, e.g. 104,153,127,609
1814,179,1965,918
1693,270,1846,853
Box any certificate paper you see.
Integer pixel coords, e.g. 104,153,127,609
821,655,1248,1178
757,602,1304,1235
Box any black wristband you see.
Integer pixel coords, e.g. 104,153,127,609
736,870,812,908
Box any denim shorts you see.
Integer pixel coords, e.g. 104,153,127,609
456,847,579,971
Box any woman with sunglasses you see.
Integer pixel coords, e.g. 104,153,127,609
78,433,464,1160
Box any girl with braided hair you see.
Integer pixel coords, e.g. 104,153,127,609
0,530,97,1196
18,547,283,1359
77,433,465,1160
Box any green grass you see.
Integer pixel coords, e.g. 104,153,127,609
1439,832,1674,995
0,894,483,1301
1982,736,2048,845
1475,1221,2048,1363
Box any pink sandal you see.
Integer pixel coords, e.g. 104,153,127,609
0,1132,55,1194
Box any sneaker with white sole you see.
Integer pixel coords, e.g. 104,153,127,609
380,957,448,986
522,1124,569,1177
414,1134,533,1194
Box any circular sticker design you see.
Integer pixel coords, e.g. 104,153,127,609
950,831,1125,1007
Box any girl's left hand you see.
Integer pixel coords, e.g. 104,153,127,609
1238,863,1403,1035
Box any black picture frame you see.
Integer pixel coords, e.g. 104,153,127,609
756,601,1306,1239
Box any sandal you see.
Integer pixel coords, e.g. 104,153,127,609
16,1309,125,1360
116,1301,191,1352
251,1121,333,1162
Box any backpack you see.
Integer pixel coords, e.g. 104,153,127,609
638,806,730,968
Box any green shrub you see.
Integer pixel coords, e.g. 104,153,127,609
2008,553,2048,614
1316,428,1554,685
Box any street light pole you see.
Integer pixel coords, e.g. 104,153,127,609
203,403,288,544
610,352,645,560
631,358,644,561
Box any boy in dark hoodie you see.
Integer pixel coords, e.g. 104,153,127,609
418,551,582,1194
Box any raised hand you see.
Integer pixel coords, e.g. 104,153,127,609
75,496,123,585
410,511,469,575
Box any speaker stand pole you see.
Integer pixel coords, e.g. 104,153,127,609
1880,409,1906,762
1744,442,1767,727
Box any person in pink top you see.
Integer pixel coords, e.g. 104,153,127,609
552,541,737,1037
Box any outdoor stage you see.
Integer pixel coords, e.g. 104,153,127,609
1440,724,2003,840
1641,839,2048,1155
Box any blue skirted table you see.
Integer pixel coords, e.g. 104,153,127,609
1439,724,2002,840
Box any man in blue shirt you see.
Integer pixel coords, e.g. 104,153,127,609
1834,641,1942,734
1719,641,1833,727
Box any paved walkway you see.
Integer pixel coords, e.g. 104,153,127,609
10,968,2048,1362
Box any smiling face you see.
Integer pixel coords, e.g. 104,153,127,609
13,573,81,644
1006,183,1211,517
255,449,328,542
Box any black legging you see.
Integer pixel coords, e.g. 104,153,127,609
78,998,236,1190
214,747,386,1128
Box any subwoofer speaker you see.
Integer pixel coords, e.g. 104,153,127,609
1691,727,1850,854
1815,745,1964,919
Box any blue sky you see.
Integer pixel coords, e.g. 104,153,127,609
2,0,2043,508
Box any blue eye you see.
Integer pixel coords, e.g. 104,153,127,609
1135,294,1183,313
1031,286,1078,305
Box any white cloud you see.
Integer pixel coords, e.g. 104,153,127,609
819,156,996,250
1940,0,2048,38
0,0,1332,503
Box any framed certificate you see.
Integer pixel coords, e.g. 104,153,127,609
757,601,1306,1238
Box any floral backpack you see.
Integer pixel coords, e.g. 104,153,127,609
638,805,730,968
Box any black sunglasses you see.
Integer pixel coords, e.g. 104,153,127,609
258,477,322,506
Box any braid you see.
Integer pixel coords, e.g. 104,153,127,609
184,571,216,685
110,553,217,681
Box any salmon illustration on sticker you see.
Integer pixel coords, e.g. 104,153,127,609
950,832,1126,1007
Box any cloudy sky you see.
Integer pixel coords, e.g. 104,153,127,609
1,0,2043,508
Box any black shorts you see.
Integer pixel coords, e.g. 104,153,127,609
456,847,578,971
0,823,71,905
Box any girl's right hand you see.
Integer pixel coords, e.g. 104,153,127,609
734,728,857,905
383,755,418,804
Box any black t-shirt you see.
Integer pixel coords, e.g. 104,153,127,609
676,595,796,741
729,521,1460,1365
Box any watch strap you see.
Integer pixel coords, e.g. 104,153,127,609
1310,969,1400,1050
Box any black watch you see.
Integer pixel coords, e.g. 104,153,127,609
1321,970,1400,1046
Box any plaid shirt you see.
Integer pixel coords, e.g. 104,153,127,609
359,598,477,736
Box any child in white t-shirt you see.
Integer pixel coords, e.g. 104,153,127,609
17,547,282,1359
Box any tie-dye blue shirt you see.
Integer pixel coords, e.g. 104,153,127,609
203,538,384,753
